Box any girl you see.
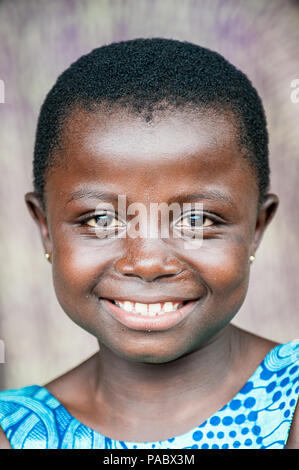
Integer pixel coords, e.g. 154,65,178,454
0,38,298,449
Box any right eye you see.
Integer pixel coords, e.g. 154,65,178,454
84,212,123,229
176,212,215,229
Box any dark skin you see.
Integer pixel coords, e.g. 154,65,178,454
1,107,298,448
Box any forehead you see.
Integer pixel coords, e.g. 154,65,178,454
60,105,239,157
47,106,258,208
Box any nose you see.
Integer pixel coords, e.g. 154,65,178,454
114,239,183,282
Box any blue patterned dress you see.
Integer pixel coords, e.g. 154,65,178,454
0,340,298,449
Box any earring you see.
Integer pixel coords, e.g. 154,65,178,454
249,255,255,263
45,252,51,262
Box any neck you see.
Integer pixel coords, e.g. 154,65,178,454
92,325,241,414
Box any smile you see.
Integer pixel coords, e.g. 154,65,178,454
103,298,199,331
112,300,186,316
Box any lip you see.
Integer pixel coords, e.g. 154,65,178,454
102,298,200,331
103,296,193,304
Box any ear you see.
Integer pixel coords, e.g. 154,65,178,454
25,192,52,257
250,193,279,255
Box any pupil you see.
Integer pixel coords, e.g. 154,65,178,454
190,214,202,227
96,215,111,227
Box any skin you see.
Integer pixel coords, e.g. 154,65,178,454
1,106,298,448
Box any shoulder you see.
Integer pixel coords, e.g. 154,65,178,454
0,385,56,449
0,425,11,449
282,340,299,449
236,329,299,448
0,385,43,418
0,386,36,449
0,384,42,408
261,338,299,449
285,401,299,448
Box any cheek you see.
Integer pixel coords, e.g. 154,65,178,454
181,241,251,344
51,234,114,297
189,239,250,294
50,238,116,335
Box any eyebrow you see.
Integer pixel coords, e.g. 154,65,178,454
67,187,236,208
169,190,237,208
67,188,119,204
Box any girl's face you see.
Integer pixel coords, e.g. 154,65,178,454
26,107,278,363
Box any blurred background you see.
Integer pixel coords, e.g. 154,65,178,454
0,0,298,390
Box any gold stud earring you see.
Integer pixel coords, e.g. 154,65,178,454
249,255,255,263
45,252,51,262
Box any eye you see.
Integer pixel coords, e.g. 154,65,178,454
175,212,215,229
84,212,123,229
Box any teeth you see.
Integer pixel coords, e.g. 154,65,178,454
163,301,176,312
123,301,133,311
135,302,148,313
148,303,161,315
114,300,184,316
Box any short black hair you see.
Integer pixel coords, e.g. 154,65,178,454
33,37,270,210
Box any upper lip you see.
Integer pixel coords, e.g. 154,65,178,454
102,296,198,304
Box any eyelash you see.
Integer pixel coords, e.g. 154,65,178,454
78,211,222,231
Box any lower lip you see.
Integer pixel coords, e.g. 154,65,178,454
102,299,199,331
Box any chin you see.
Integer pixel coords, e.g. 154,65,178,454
103,338,188,364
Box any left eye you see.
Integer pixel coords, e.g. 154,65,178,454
176,213,214,228
85,213,121,228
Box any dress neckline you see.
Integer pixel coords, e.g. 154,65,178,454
39,343,283,445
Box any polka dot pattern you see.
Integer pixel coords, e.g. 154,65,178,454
0,341,298,449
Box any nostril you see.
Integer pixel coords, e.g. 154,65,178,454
130,271,182,282
163,271,182,279
114,256,184,282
